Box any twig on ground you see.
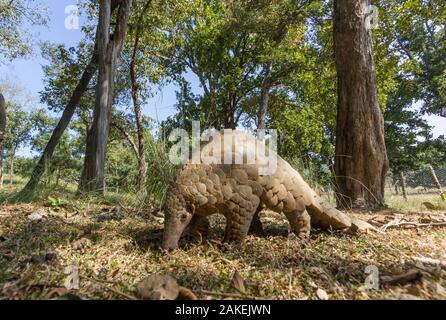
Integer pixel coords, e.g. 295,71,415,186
78,274,138,300
197,289,259,300
49,266,137,300
380,269,422,285
412,256,446,270
381,220,446,231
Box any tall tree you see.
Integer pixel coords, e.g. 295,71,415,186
333,0,389,209
0,93,5,188
18,44,99,196
19,1,125,197
0,93,5,146
1,104,32,189
79,0,132,193
127,0,153,191
166,0,314,130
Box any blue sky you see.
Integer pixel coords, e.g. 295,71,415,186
0,0,184,122
0,0,445,157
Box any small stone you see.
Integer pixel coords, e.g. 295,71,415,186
316,288,329,300
27,211,48,222
97,211,124,222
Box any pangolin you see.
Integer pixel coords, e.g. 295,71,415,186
162,130,375,250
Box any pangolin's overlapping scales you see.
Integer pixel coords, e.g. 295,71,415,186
232,169,249,185
164,130,376,250
247,180,263,197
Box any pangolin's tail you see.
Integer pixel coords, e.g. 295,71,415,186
285,160,378,232
306,192,379,232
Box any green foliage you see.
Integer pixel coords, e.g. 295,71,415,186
12,156,36,177
377,0,446,115
0,0,48,62
3,0,446,206
105,139,138,192
145,133,178,204
165,0,321,128
40,42,96,113
46,196,68,210
2,103,32,155
384,77,432,173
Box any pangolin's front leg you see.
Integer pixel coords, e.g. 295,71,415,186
284,210,311,239
223,194,260,245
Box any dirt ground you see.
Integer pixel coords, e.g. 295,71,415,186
1,201,446,300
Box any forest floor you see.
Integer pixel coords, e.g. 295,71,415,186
1,193,446,300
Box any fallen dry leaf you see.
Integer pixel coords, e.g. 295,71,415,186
43,287,68,300
230,271,246,294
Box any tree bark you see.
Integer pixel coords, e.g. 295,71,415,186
111,121,139,158
129,0,152,191
399,171,407,201
0,93,5,190
0,94,5,147
428,165,444,196
129,76,148,190
257,26,287,131
79,0,132,193
9,149,15,188
257,63,272,131
18,51,99,196
79,1,113,193
16,2,125,197
333,0,389,210
0,148,4,190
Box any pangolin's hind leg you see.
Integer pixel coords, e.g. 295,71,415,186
284,210,311,239
223,196,260,245
184,215,210,237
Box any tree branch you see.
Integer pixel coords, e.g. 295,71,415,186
111,121,139,158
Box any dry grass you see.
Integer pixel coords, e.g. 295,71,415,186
1,196,446,300
385,193,445,212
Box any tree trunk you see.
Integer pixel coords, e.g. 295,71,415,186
80,0,113,193
0,147,4,190
257,24,287,131
399,171,407,201
111,121,139,157
333,0,389,210
129,1,152,191
132,78,148,191
428,165,444,197
0,94,4,190
9,151,14,188
18,2,125,197
257,63,272,131
79,0,132,193
0,93,5,147
18,49,98,196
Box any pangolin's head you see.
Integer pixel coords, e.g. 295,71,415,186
161,183,193,250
